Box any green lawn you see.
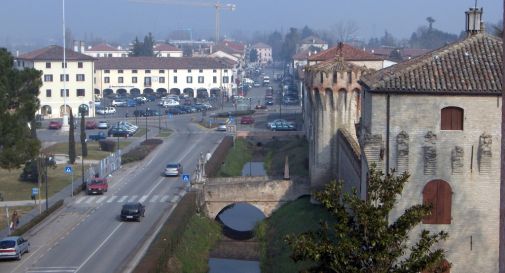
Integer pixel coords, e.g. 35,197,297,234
264,137,308,177
157,128,172,138
257,196,333,273
42,141,131,160
133,128,147,137
0,206,35,232
218,139,253,177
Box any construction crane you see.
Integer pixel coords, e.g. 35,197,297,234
130,0,236,42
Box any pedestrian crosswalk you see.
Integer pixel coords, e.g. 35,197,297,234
74,193,181,205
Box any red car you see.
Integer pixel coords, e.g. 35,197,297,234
255,104,267,110
86,178,108,195
48,121,62,130
85,120,97,129
240,116,255,124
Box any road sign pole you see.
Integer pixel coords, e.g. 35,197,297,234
71,171,74,197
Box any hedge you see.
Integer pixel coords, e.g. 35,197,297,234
12,199,64,236
122,139,163,164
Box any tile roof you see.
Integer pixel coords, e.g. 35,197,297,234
18,45,95,61
219,40,245,52
292,50,311,60
367,47,430,60
87,43,124,52
212,44,242,55
154,43,181,52
305,56,364,73
252,42,271,49
360,33,503,95
95,56,232,70
308,43,383,62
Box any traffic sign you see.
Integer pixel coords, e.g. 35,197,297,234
64,166,73,174
182,174,190,183
32,188,39,195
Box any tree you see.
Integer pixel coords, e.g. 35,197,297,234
301,25,317,39
267,31,283,61
249,48,258,63
330,20,359,43
426,17,436,30
79,109,87,158
281,28,300,62
0,48,41,170
286,166,449,273
68,109,76,164
129,33,156,57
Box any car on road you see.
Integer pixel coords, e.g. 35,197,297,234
85,120,97,129
271,121,296,131
255,104,267,110
0,236,30,260
96,107,116,115
88,131,107,141
48,121,62,130
164,163,183,176
253,81,261,87
267,119,288,129
86,178,108,195
97,121,109,129
216,122,227,131
240,116,255,124
120,202,145,222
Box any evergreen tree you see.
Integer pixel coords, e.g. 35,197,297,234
142,32,155,56
0,48,41,169
281,28,300,62
79,109,87,158
286,166,449,273
267,31,283,61
68,109,76,164
130,37,142,57
249,48,258,63
300,25,316,39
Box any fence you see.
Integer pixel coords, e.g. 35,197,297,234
205,136,234,178
84,149,122,183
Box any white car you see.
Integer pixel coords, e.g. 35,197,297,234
111,99,127,107
161,99,180,107
96,107,116,115
97,121,109,129
0,236,30,260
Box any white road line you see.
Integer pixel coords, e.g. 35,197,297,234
85,197,96,204
138,195,149,203
75,197,86,204
160,195,170,202
149,195,160,203
27,266,78,273
106,196,118,203
170,196,179,203
75,223,123,273
117,196,128,203
96,196,108,203
27,270,76,273
128,195,138,202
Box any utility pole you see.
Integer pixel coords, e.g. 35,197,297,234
499,2,505,272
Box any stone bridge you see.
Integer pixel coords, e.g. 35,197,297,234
201,176,311,219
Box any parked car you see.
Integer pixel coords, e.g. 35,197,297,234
165,107,184,115
216,122,227,131
97,121,109,129
146,95,157,102
145,109,161,116
86,178,108,195
271,121,296,131
88,131,107,141
133,109,146,117
111,99,127,107
120,202,145,222
0,236,30,260
85,120,97,129
240,116,255,124
96,107,116,115
267,119,288,129
48,121,62,130
108,126,130,137
160,99,180,107
164,163,183,176
255,104,267,110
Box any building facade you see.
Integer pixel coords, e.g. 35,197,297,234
94,57,234,98
15,45,96,118
83,43,129,58
252,42,273,65
359,32,501,272
154,43,183,57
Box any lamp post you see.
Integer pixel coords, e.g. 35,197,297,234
116,121,120,151
60,0,69,131
145,112,148,141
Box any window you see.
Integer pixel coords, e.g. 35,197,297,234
61,62,67,68
173,69,177,73
198,76,204,83
223,76,229,83
159,70,164,74
76,74,85,81
199,69,203,73
44,75,53,82
45,62,51,68
159,77,165,83
422,180,452,224
320,72,324,84
118,69,123,74
213,69,217,73
188,69,192,73
118,77,124,83
104,77,110,83
132,70,138,74
348,71,352,84
333,71,338,84
60,74,69,82
144,77,151,87
145,70,151,74
187,76,193,83
77,89,85,97
174,76,178,83
46,89,52,97
441,107,463,130
60,89,69,97
104,70,110,74
132,77,137,83
78,62,83,68
224,69,228,73
213,76,217,83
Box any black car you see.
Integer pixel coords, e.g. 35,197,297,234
108,127,130,137
133,110,146,117
120,202,145,222
165,107,184,115
145,109,161,116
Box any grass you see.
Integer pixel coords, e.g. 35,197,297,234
133,128,147,137
0,206,35,232
171,214,222,273
218,139,253,177
264,137,309,177
42,141,131,161
157,128,172,137
256,196,333,273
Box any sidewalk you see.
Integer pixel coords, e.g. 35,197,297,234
0,200,46,207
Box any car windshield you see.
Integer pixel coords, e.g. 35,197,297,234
90,180,104,185
0,240,15,249
166,164,179,168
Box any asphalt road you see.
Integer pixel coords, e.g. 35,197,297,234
0,118,225,273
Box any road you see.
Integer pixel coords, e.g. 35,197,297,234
0,117,225,273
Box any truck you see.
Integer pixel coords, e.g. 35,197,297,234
86,178,108,195
88,131,107,141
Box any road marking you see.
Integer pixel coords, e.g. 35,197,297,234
106,196,117,203
160,195,170,202
149,195,160,203
96,196,108,203
75,197,86,204
138,195,149,203
170,196,179,203
75,223,123,273
27,266,78,272
117,196,128,202
85,197,96,204
128,195,138,202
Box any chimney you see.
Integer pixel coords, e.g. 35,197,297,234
73,40,79,52
80,41,85,53
465,7,483,36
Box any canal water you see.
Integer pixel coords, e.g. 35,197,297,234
208,161,266,272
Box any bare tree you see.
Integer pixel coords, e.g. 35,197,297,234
329,20,359,43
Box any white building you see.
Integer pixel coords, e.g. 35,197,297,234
94,57,234,98
154,43,183,57
251,42,272,65
15,45,96,118
83,43,129,58
298,36,328,52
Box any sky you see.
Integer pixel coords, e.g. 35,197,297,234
0,0,502,48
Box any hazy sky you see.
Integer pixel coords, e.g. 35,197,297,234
0,0,502,46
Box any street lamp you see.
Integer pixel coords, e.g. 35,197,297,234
145,112,148,141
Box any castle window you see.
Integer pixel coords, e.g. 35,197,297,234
441,107,463,130
320,72,324,84
422,180,452,224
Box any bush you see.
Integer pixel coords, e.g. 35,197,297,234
12,199,64,236
141,139,163,146
99,140,116,152
121,139,163,164
212,110,255,118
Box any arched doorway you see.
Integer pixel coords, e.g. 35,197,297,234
78,104,89,116
210,88,221,98
156,88,168,96
94,88,101,95
117,88,127,96
41,105,52,116
103,89,114,98
59,105,72,117
197,88,209,99
183,88,194,98
169,88,181,95
130,88,141,97
422,180,452,224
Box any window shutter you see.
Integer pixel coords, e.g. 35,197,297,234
441,109,451,129
451,108,463,130
423,181,438,224
437,180,452,224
